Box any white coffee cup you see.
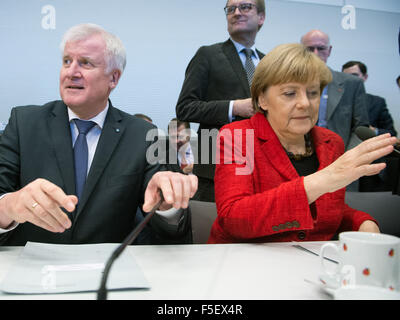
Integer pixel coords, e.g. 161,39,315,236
320,232,400,291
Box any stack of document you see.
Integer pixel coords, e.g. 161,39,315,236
0,242,149,294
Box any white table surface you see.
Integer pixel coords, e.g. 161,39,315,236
0,241,335,300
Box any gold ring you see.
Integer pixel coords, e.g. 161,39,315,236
32,202,38,209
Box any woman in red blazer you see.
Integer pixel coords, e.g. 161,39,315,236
208,44,397,244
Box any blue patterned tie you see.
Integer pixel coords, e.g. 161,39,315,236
73,119,96,201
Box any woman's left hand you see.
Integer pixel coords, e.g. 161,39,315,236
358,220,380,233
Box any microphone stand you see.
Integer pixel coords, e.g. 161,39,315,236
97,196,164,300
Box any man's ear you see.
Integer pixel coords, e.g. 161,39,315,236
258,12,266,28
327,45,332,58
110,70,122,89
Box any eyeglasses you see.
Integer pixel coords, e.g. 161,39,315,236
224,3,257,15
306,46,329,52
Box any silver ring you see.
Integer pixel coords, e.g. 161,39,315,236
32,202,38,209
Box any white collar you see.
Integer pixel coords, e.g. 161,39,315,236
230,38,257,56
67,101,109,129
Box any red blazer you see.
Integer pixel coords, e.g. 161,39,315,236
208,113,376,244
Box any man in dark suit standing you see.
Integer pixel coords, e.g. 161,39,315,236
300,30,370,151
176,0,266,202
0,23,197,246
342,60,397,137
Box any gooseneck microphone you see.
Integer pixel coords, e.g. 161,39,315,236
355,126,376,141
355,126,400,156
97,195,164,300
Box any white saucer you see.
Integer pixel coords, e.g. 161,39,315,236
334,285,400,300
304,275,338,297
311,274,400,300
318,273,340,290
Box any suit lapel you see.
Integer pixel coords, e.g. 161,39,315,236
256,49,265,60
222,39,250,96
75,102,124,217
326,70,344,121
48,101,75,195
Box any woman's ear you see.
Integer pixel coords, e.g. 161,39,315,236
258,93,268,112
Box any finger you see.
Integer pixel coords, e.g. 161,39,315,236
347,162,386,186
142,193,156,213
357,144,394,166
26,208,61,233
180,174,198,208
142,176,164,213
353,136,396,163
18,191,63,233
352,136,384,158
356,134,391,153
33,190,72,230
39,181,77,228
361,134,396,151
40,180,77,212
170,174,197,209
180,176,191,209
168,174,184,209
363,162,387,177
188,174,198,198
159,173,178,207
28,201,66,233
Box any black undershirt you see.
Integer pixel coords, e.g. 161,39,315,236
289,152,319,177
289,152,320,220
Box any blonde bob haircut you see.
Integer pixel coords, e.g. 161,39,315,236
251,43,332,113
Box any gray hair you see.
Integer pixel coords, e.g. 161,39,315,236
60,23,126,74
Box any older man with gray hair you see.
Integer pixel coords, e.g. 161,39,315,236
0,23,197,245
301,29,370,151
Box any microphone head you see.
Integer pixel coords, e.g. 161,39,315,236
355,126,376,141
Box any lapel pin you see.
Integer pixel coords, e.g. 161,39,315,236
115,128,120,133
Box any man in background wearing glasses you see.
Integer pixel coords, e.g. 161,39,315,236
300,29,369,152
176,0,265,202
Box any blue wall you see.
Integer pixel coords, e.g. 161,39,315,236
0,0,399,133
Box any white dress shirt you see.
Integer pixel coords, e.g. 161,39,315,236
68,104,108,175
178,143,194,166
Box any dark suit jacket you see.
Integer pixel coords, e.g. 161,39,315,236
0,100,190,245
365,93,397,137
176,39,264,201
326,70,370,150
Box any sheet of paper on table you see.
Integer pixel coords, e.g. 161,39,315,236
0,242,149,294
